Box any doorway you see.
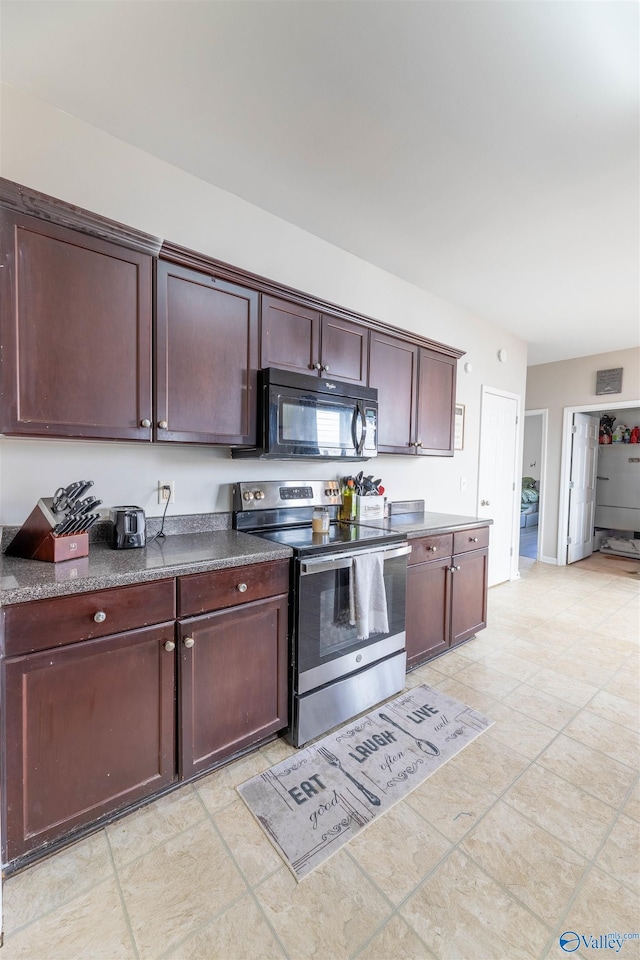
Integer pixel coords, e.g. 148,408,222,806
519,409,547,561
557,398,640,565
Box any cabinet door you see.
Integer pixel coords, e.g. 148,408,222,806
260,295,320,375
320,314,368,384
406,558,450,667
156,262,258,444
416,348,457,456
0,212,152,440
179,594,288,777
2,623,176,864
368,331,418,454
450,548,488,646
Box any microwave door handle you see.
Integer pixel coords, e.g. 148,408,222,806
354,401,366,456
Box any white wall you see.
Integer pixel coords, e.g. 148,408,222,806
526,347,640,561
0,85,528,526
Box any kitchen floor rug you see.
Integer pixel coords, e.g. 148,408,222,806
237,683,493,880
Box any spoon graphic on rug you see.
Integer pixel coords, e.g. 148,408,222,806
317,746,381,806
378,713,441,756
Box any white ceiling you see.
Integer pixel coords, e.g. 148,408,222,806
2,1,638,365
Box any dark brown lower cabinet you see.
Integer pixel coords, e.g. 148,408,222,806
1,623,176,864
178,594,288,777
406,557,451,666
405,527,489,669
1,562,291,870
450,548,489,646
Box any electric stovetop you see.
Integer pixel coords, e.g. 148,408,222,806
254,521,404,555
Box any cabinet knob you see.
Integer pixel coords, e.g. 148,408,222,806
430,545,438,552
183,637,195,648
416,441,423,448
312,362,322,370
481,499,491,506
93,610,107,623
322,364,330,372
164,639,176,652
470,536,479,542
140,418,151,428
158,420,168,430
236,582,248,593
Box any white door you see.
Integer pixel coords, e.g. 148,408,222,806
478,388,520,586
567,413,599,563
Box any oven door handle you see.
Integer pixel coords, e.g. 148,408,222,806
300,541,411,575
300,555,353,575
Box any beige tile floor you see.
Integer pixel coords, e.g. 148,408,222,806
2,552,639,960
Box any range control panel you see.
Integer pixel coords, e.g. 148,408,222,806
232,480,341,512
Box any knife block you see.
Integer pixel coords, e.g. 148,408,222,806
5,499,89,563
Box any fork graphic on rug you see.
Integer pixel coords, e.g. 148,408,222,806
317,746,381,806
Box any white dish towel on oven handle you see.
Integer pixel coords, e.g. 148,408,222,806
349,552,389,640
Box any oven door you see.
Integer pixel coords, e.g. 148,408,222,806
295,541,410,693
268,384,377,460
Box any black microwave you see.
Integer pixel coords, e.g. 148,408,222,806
232,368,378,460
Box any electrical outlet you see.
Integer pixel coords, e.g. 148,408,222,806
158,480,175,505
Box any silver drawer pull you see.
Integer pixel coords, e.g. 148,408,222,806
183,637,195,648
140,418,151,428
470,536,479,542
430,545,438,552
93,611,107,623
164,640,176,652
237,583,248,593
158,420,168,429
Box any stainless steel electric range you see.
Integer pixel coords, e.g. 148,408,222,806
233,480,411,746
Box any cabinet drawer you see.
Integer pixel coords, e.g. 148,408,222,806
408,533,453,565
3,579,176,657
453,526,490,555
178,559,290,617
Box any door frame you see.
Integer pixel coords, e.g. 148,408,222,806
557,398,640,565
522,408,548,562
478,385,522,583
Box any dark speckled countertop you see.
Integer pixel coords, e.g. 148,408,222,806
362,511,492,538
0,510,490,606
1,531,292,605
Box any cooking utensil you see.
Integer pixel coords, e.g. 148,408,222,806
81,514,101,531
378,712,441,756
66,481,94,507
52,480,93,512
53,516,76,536
317,746,381,806
68,496,102,517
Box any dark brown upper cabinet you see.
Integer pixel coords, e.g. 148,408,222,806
0,179,463,450
261,295,368,384
415,347,457,456
0,211,153,441
155,261,258,444
369,332,457,456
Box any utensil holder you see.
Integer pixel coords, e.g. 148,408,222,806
5,498,89,563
